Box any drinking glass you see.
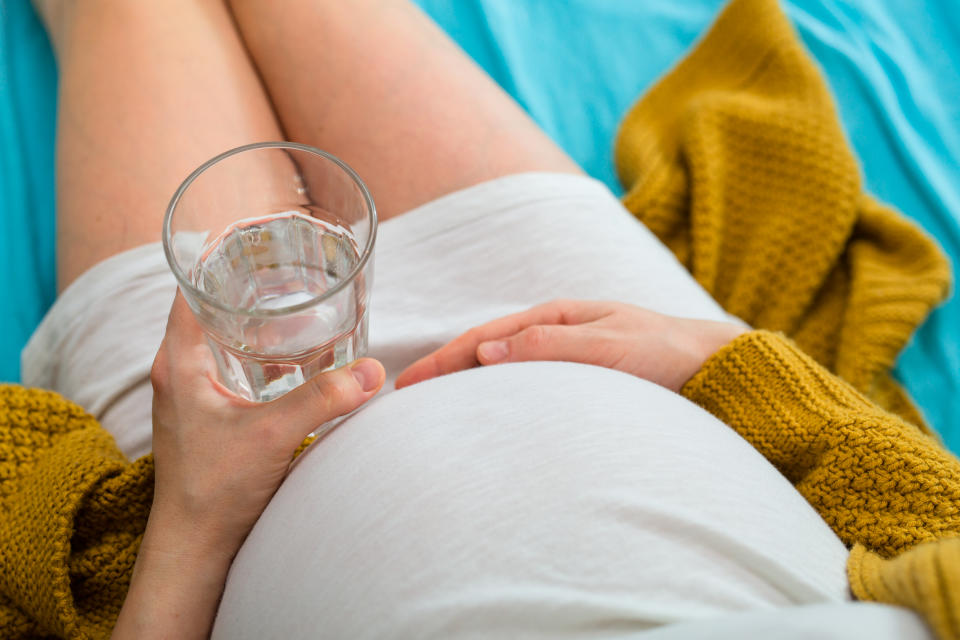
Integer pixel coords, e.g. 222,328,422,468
163,142,376,402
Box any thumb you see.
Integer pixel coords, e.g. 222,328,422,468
267,358,385,444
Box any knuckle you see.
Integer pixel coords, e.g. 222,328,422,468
310,374,351,414
304,375,332,409
521,325,551,351
543,298,567,315
327,380,351,409
461,326,485,344
546,298,577,322
149,350,169,393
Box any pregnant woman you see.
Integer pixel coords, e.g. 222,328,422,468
23,0,949,638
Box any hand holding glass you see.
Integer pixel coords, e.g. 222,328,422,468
163,142,376,402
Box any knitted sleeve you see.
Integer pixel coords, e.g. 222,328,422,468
681,330,960,639
681,329,960,555
0,386,153,640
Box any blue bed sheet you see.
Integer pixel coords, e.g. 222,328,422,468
2,0,958,449
0,0,56,381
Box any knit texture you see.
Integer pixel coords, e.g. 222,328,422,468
615,0,951,430
2,0,958,637
0,387,152,639
849,540,960,637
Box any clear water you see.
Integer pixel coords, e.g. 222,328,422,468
193,209,367,401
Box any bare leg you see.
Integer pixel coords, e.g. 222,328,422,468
41,0,286,290
227,0,583,221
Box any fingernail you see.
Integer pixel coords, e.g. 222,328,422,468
478,340,508,363
351,360,379,392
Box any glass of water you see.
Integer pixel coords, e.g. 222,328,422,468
163,142,376,402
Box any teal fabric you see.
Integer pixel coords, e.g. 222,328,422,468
1,0,958,450
0,0,56,384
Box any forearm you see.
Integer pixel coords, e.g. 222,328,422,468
112,509,235,640
681,330,960,556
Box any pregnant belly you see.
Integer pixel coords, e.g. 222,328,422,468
212,362,849,639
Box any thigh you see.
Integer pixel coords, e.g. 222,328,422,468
228,0,582,222
54,0,284,290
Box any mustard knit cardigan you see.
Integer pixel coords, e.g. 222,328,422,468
2,0,958,637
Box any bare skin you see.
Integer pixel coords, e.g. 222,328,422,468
396,300,747,392
43,0,581,291
116,296,386,640
44,0,285,291
226,0,582,221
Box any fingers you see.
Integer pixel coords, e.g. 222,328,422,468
396,300,611,388
475,324,595,366
268,358,385,445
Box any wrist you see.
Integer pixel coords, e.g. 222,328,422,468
140,499,242,569
669,320,748,391
113,510,235,640
695,322,749,363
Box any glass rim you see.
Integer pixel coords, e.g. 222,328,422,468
162,141,377,318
